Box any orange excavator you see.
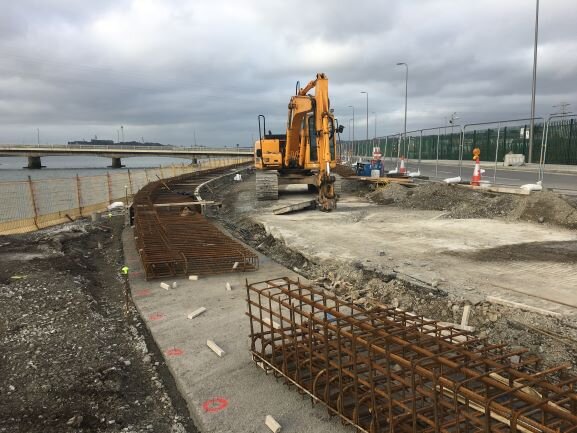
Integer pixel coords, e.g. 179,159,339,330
254,73,343,211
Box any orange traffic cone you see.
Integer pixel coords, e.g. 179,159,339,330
399,157,407,174
471,159,481,186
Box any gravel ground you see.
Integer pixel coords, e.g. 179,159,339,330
0,217,197,433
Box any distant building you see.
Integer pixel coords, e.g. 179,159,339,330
68,139,114,146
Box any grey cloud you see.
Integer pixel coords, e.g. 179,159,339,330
0,0,576,145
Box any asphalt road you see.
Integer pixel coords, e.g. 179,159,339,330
382,160,577,191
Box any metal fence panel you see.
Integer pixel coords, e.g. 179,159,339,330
0,158,250,235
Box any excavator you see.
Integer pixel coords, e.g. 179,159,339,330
254,73,343,211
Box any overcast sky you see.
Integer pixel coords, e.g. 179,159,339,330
1,0,576,146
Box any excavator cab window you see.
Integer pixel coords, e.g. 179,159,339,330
328,117,336,161
308,115,318,161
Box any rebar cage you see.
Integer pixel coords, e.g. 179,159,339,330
246,277,577,433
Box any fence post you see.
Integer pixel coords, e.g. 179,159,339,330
493,124,501,185
27,176,40,230
127,169,134,198
107,172,113,204
144,168,150,184
160,166,165,179
76,175,83,217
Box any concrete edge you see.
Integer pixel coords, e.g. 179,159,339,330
121,227,208,432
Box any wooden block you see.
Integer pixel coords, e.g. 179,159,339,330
187,307,207,320
160,282,170,290
460,305,472,328
188,275,199,281
225,282,232,291
232,261,239,270
206,339,225,357
265,415,281,433
171,281,178,289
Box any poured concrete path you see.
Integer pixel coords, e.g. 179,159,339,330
122,228,349,433
252,188,577,317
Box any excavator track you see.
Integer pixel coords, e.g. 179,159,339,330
256,170,279,200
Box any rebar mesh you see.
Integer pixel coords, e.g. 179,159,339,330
247,277,577,433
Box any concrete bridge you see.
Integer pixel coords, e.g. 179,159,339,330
0,144,254,168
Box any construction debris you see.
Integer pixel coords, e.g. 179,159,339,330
273,199,317,215
160,282,171,290
247,277,577,433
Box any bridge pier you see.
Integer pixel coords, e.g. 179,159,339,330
26,156,44,169
109,157,125,168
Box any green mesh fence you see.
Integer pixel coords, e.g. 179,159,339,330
342,119,576,165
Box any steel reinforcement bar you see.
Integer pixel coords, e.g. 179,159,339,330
133,164,258,279
246,277,577,433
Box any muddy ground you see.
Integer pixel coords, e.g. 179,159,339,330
0,217,197,433
205,171,577,371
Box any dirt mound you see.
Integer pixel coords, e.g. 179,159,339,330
513,191,577,229
368,183,521,219
368,183,577,229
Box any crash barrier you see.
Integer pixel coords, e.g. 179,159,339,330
0,157,252,235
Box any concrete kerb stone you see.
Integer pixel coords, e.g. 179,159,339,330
194,166,251,203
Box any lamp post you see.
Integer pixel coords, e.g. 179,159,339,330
360,91,368,156
396,62,408,159
449,112,459,153
348,119,352,157
348,105,355,156
528,0,539,163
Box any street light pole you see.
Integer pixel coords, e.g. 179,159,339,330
372,112,377,139
528,0,539,163
361,91,368,156
348,105,355,156
396,62,408,158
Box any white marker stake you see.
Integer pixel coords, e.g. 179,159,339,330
265,415,282,433
188,275,199,281
172,281,178,289
206,339,225,357
160,282,170,290
187,307,207,320
460,305,472,328
225,282,232,291
232,261,239,270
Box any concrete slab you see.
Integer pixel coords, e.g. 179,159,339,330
122,228,349,433
251,189,577,315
